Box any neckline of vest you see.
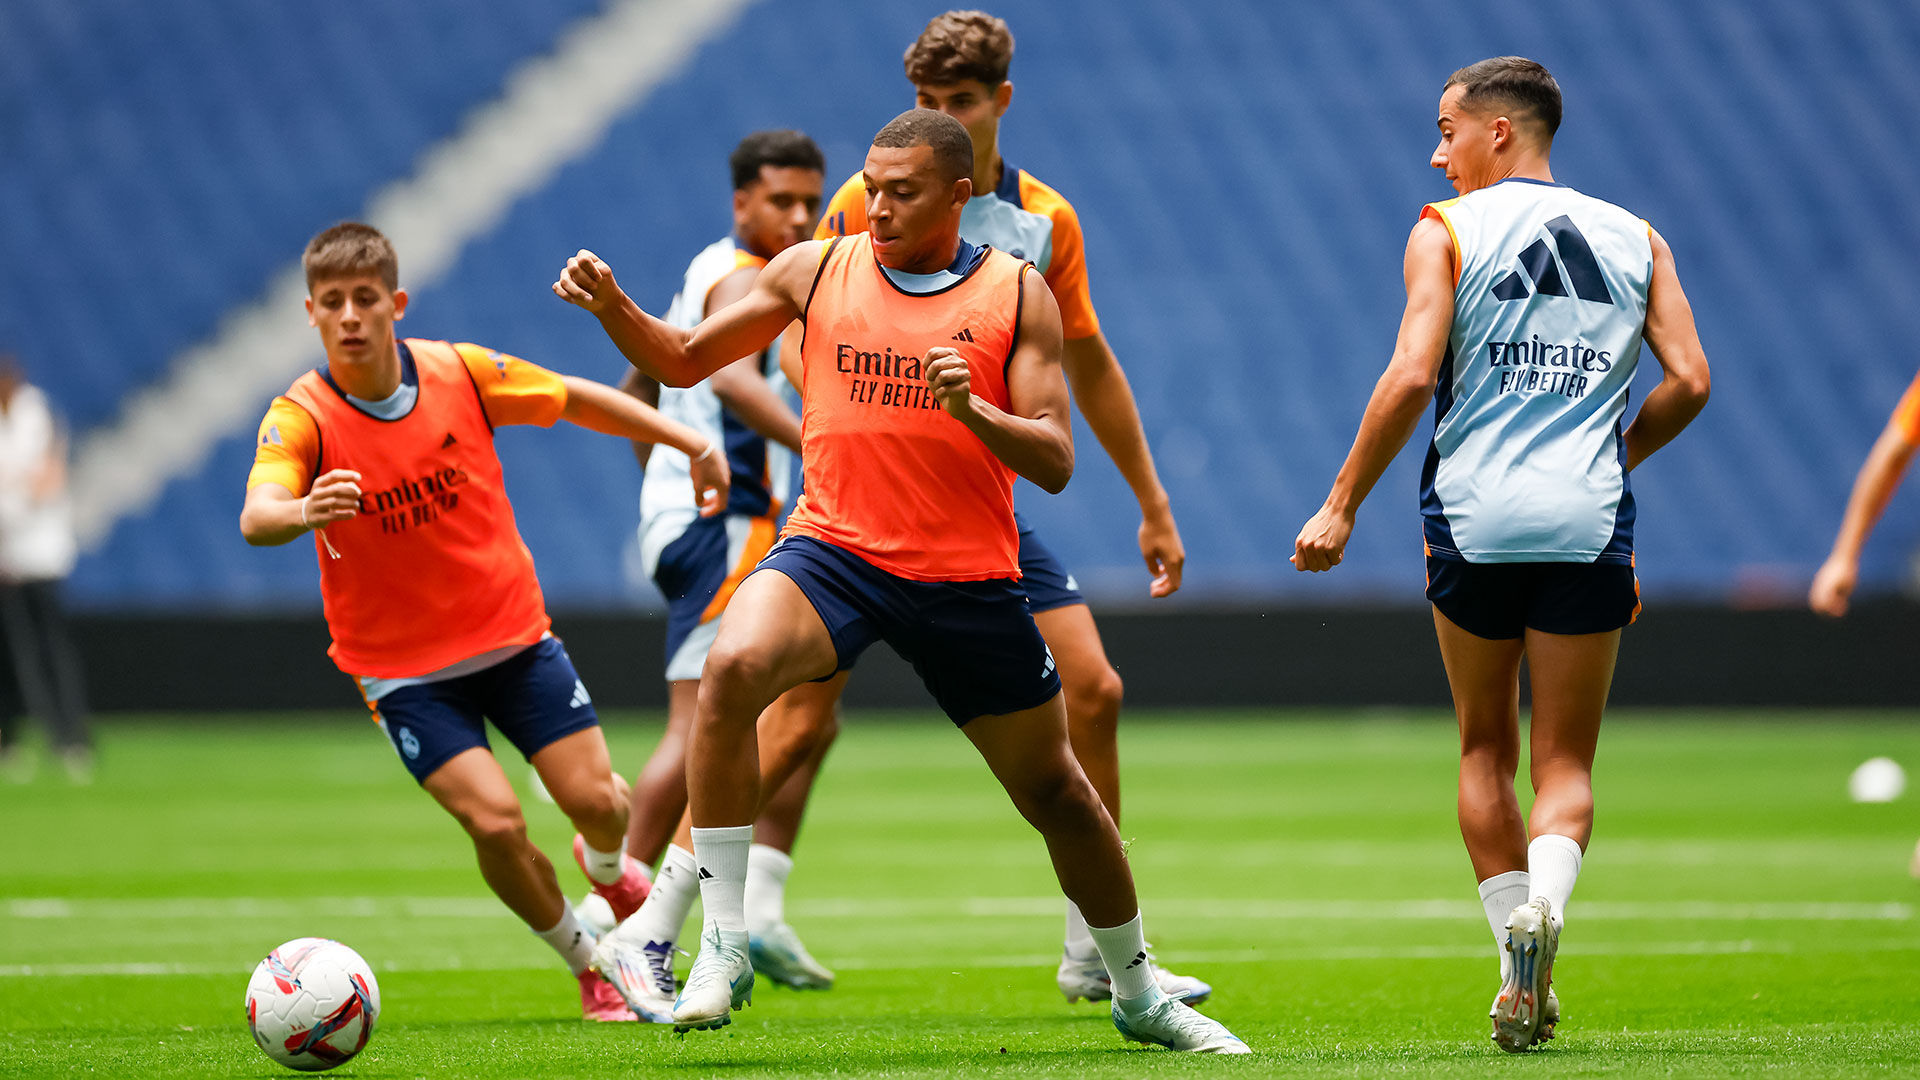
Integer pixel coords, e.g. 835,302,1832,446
1491,176,1566,190
319,341,421,423
868,239,993,299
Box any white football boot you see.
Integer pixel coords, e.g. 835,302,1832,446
672,926,753,1032
1490,898,1558,1052
749,922,834,989
587,925,676,1023
1111,992,1249,1053
1058,949,1212,1005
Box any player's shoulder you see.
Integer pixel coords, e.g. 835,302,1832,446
1010,169,1082,228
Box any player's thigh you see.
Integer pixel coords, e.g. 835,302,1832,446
1032,602,1119,699
960,692,1079,800
1431,602,1526,752
704,564,843,694
1522,626,1620,769
483,638,602,767
420,745,527,841
756,670,848,771
527,726,623,819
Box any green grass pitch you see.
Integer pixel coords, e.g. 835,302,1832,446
3,710,1918,1077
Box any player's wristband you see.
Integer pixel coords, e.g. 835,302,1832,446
300,496,314,530
693,443,717,463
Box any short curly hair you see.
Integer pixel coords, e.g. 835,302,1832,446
904,10,1013,88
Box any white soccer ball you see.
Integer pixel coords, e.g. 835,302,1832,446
1848,757,1907,804
244,938,381,1072
574,891,618,938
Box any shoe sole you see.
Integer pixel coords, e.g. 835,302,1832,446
672,990,751,1033
1491,905,1557,1053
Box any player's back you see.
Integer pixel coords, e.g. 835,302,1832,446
1421,179,1653,564
645,237,793,522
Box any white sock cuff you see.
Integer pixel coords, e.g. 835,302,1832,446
1476,869,1529,902
1086,910,1157,1002
579,837,625,886
691,825,755,847
662,843,697,876
1528,833,1584,865
748,843,794,881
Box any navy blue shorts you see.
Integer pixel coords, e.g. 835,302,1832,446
1426,555,1640,640
754,536,1062,725
648,512,779,682
371,637,601,783
1015,512,1085,614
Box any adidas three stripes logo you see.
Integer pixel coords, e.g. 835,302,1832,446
1489,215,1615,305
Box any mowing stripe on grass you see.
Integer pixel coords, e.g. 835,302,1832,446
7,897,1911,921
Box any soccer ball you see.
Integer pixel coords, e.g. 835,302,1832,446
244,938,381,1072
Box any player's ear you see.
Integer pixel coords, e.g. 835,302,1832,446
392,288,408,321
733,187,750,216
993,80,1012,119
1491,114,1512,151
952,176,972,210
305,296,317,328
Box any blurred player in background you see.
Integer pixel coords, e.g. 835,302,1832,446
240,223,728,1023
558,109,1245,1052
0,355,93,784
1810,374,1920,617
609,130,841,1003
808,8,1212,1008
1292,58,1710,1051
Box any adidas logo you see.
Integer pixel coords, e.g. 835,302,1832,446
261,424,283,446
698,867,714,880
441,432,458,449
951,327,976,342
569,679,592,709
1489,215,1615,306
489,351,511,378
1041,646,1057,680
1124,950,1147,970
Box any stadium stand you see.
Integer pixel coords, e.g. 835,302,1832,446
19,0,1920,608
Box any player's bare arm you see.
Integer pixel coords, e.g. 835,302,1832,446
1293,215,1456,572
1810,417,1918,617
559,375,728,517
1623,227,1712,472
614,366,661,470
1060,331,1184,596
926,268,1073,493
240,470,363,547
776,320,805,392
704,266,803,452
553,243,818,388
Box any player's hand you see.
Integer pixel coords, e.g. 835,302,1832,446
1809,555,1858,618
303,469,363,528
688,443,729,518
925,347,975,419
1140,505,1185,598
1291,504,1353,573
552,250,621,314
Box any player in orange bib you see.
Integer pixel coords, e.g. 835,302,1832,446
554,110,1245,1052
806,11,1211,1006
240,223,728,1023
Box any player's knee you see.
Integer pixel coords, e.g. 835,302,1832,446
701,642,783,713
1066,664,1124,729
457,804,529,851
1007,761,1102,827
557,775,626,831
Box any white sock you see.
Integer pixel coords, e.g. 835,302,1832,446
579,837,625,886
1087,911,1162,1005
534,906,595,975
691,825,753,937
744,843,791,936
1063,899,1097,959
611,844,698,950
1477,870,1529,980
1528,834,1583,929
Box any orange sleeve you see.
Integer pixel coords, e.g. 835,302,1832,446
814,172,868,240
246,397,321,494
1891,370,1920,446
454,342,567,428
1019,174,1100,340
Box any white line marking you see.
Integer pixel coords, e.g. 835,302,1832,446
68,0,757,547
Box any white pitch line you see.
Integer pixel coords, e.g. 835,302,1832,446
9,938,1920,979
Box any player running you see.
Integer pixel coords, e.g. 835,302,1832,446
241,223,728,1023
806,9,1209,1007
1291,58,1710,1051
557,109,1246,1053
610,131,840,1001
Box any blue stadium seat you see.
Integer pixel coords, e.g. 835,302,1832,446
45,0,1920,610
